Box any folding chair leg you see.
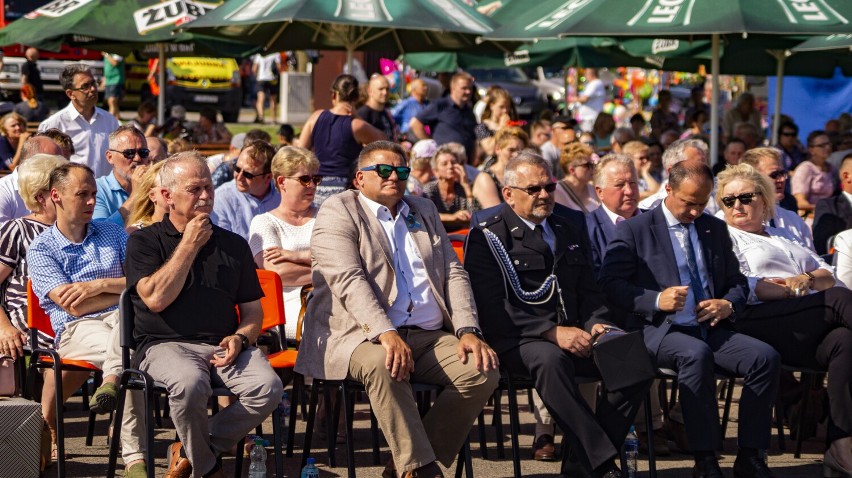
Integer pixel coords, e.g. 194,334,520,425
774,400,786,451
506,383,522,478
341,382,356,478
287,375,301,457
272,408,284,478
477,410,488,459
234,437,245,478
645,390,657,478
327,385,339,467
795,373,816,459
492,389,505,459
369,405,381,465
454,437,473,478
85,409,97,446
301,380,320,469
720,378,736,449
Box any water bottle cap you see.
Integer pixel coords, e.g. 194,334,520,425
254,438,264,445
307,457,316,465
629,425,635,433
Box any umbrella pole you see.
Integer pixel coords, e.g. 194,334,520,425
157,43,166,126
346,48,353,74
770,50,787,145
710,34,720,164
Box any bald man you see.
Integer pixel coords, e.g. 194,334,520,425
0,135,68,224
392,78,430,136
358,74,398,141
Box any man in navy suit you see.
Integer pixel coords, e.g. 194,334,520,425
813,153,852,255
599,161,780,478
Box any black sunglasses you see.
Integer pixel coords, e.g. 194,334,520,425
767,170,788,180
360,164,411,180
285,175,323,187
109,148,150,160
780,132,797,137
509,182,557,196
69,81,97,92
233,164,268,180
721,192,761,208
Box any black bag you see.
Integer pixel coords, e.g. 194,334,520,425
592,329,655,391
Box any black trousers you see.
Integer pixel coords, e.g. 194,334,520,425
736,287,852,441
501,340,651,474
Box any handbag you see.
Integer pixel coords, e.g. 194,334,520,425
0,355,17,397
592,328,655,391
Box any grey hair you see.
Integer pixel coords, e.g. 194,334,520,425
430,143,463,170
593,153,636,187
60,64,93,90
158,151,208,192
108,125,146,149
662,138,709,170
503,152,552,187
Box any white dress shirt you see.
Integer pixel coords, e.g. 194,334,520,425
727,225,839,304
39,103,120,178
658,202,711,326
0,170,28,225
359,194,443,331
639,179,720,216
833,229,852,289
714,204,815,252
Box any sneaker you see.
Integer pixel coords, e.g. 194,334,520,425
125,462,147,478
88,382,118,414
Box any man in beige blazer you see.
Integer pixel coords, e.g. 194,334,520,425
295,141,498,478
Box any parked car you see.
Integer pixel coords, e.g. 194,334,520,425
467,67,548,119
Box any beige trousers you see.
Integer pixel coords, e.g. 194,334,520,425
57,311,145,464
348,329,498,473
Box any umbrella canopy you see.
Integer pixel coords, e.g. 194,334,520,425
0,0,256,57
794,33,852,51
483,0,852,40
182,0,498,54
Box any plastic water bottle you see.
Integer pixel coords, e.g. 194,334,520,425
248,438,267,478
278,392,291,435
624,426,639,478
300,457,320,478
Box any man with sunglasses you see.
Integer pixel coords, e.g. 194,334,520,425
211,139,279,239
94,125,150,226
600,161,780,478
774,121,806,171
39,64,120,178
296,141,498,478
465,153,650,478
737,148,814,251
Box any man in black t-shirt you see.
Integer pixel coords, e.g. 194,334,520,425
357,74,397,141
125,151,282,478
20,48,43,98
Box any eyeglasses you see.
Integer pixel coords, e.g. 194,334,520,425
233,164,268,180
780,132,797,137
721,191,761,208
574,162,593,169
69,81,97,92
810,142,832,149
509,182,557,196
359,164,411,180
108,148,150,160
767,169,788,180
285,175,323,187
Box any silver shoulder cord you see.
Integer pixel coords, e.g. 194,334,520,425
482,227,559,305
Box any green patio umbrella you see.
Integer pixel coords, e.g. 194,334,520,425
182,0,499,69
794,33,852,51
482,0,852,159
0,0,258,122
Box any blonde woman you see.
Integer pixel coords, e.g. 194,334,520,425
0,112,29,170
555,142,600,213
248,147,319,343
472,126,529,209
126,161,168,233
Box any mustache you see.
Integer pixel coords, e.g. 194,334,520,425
195,200,212,208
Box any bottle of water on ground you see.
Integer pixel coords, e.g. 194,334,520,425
278,392,291,437
624,425,639,478
301,457,320,478
248,438,267,478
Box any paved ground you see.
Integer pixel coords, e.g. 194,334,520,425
52,380,829,478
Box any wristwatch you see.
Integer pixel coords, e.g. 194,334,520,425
456,327,484,341
235,333,251,350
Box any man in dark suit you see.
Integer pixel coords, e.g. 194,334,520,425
465,153,651,478
599,161,780,478
813,153,852,255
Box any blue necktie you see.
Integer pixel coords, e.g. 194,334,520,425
680,223,708,303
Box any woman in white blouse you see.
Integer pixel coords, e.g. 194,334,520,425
249,147,320,344
716,164,852,477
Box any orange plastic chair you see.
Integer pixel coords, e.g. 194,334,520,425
448,231,469,264
27,281,101,478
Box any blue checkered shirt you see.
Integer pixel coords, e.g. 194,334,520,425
26,220,128,346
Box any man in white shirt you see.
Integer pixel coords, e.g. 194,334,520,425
737,147,815,250
575,69,606,133
295,141,498,478
252,53,281,123
39,64,120,178
638,138,719,215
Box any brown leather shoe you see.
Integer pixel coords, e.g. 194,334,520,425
533,434,557,461
401,461,443,478
164,442,192,478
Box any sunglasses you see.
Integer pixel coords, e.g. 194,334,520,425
810,142,832,149
360,164,411,180
780,132,797,137
69,81,97,92
767,170,788,180
509,182,557,196
721,192,761,208
233,164,268,180
285,175,323,187
109,148,150,160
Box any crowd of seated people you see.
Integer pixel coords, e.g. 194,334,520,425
2,62,852,478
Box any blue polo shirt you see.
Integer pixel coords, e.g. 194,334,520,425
415,96,477,160
210,180,280,239
391,96,428,134
26,220,128,345
94,173,128,226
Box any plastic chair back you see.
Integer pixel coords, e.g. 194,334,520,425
257,269,285,332
27,280,55,337
448,232,468,264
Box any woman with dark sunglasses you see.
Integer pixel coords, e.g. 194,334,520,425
717,163,852,477
553,142,599,214
248,147,320,345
